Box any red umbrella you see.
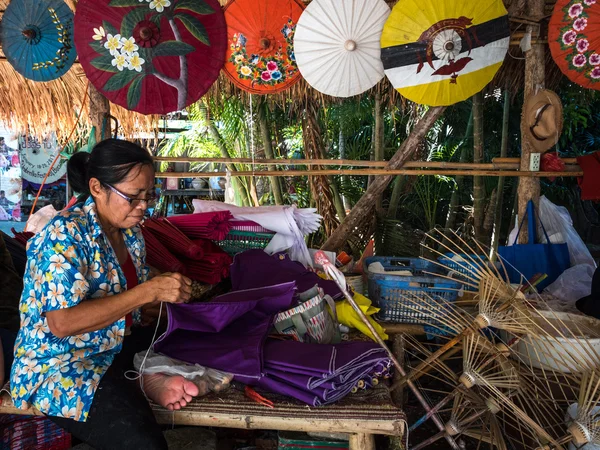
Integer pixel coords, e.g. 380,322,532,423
549,0,600,89
168,211,233,240
182,239,232,284
74,0,227,114
141,227,186,274
12,229,34,246
143,218,203,260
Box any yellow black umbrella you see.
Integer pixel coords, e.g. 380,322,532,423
381,0,509,106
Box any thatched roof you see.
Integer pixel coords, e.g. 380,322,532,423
0,0,564,139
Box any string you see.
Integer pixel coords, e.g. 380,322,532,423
249,94,255,177
124,301,164,399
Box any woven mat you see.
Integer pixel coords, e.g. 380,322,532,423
151,382,404,424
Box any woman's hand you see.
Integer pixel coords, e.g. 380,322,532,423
144,272,192,304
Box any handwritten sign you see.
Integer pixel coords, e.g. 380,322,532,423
18,134,66,184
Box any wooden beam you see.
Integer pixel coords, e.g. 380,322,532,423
88,84,110,142
155,169,583,178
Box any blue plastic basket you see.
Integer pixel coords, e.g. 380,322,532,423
437,253,489,291
363,257,459,328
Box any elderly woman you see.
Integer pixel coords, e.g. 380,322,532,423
10,139,198,449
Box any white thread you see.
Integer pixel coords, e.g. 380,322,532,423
124,301,164,399
249,94,255,176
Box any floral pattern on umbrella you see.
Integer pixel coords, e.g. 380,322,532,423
74,0,226,113
549,0,600,88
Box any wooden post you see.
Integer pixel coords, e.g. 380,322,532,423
374,93,385,214
88,84,110,143
472,91,485,242
492,89,511,255
517,0,545,242
322,107,446,252
349,434,376,450
258,100,284,205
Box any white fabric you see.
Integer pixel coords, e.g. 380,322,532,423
192,200,322,267
294,0,390,98
25,204,57,234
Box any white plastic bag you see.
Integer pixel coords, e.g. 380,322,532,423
507,196,596,268
25,204,57,234
544,264,595,304
134,350,234,395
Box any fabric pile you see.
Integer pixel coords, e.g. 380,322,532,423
168,211,234,240
192,200,322,267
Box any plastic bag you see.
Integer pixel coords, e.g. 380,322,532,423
25,204,57,234
335,292,388,342
544,264,595,304
507,196,595,268
134,350,233,395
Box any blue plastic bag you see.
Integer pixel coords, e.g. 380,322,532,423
498,201,570,291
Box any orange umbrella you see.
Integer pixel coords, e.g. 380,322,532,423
223,0,304,94
549,0,600,89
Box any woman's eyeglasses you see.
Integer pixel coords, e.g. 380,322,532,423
104,183,157,208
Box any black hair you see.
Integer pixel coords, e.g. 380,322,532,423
67,138,154,203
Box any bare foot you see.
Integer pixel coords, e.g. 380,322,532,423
142,373,199,411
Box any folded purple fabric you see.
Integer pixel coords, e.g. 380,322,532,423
230,250,343,299
153,282,296,378
236,339,392,406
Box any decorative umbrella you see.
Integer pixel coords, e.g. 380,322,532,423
549,0,600,90
74,0,227,114
380,0,509,106
0,0,77,81
223,0,304,94
17,134,67,184
294,0,391,98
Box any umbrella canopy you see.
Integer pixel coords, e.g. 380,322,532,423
380,0,509,106
17,134,66,184
549,0,600,90
74,0,227,114
0,0,77,81
294,0,390,98
223,0,304,94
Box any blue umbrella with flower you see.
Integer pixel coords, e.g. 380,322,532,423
0,0,77,81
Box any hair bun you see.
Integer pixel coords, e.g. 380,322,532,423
67,151,92,196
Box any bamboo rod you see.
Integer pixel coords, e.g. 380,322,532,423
156,169,583,178
154,156,581,169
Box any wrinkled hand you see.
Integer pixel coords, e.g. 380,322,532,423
146,272,192,304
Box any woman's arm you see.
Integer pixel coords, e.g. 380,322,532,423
46,272,191,338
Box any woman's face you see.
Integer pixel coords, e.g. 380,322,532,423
91,164,155,230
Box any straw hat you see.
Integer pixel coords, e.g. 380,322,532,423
522,89,563,152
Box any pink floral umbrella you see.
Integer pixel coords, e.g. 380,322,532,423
549,0,600,89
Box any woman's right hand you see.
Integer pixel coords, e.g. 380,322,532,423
144,272,192,304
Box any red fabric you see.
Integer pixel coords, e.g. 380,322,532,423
577,152,600,200
122,254,138,328
541,152,566,181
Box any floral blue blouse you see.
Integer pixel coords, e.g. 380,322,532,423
10,197,148,422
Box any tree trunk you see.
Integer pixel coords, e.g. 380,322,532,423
258,101,284,205
387,176,407,219
492,89,511,254
444,110,473,232
339,128,352,211
517,0,545,243
88,84,110,142
200,101,250,206
329,176,347,220
482,188,497,247
373,92,385,213
472,91,485,242
322,106,446,252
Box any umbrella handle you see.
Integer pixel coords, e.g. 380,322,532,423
314,252,460,450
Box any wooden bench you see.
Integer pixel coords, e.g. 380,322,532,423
1,383,406,450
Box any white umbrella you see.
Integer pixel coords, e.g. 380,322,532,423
294,0,390,98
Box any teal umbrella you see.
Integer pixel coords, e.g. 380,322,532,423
0,0,76,81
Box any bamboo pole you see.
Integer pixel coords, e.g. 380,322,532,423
492,90,511,255
473,92,485,242
154,157,581,170
155,169,583,178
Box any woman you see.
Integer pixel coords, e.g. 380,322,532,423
10,139,198,449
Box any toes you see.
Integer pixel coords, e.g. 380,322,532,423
183,380,200,397
167,404,174,411
173,402,182,410
179,399,188,408
183,393,192,403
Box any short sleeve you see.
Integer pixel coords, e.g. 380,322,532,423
28,218,90,313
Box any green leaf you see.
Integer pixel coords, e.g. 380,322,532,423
91,55,118,72
153,40,195,57
150,13,163,27
89,40,107,54
175,0,214,15
175,13,209,46
108,0,144,6
103,69,139,92
127,76,144,109
121,7,148,38
88,128,97,150
103,20,119,37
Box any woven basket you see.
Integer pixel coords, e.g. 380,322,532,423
215,230,275,256
374,219,424,257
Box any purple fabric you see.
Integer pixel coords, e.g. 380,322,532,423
236,339,392,406
153,282,296,378
230,250,342,299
